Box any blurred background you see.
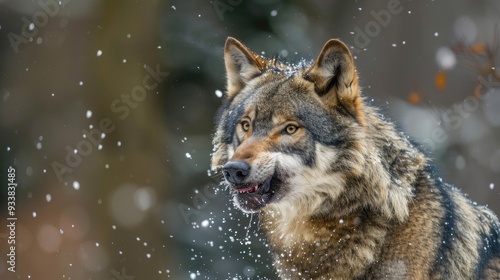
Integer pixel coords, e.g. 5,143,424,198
0,0,498,279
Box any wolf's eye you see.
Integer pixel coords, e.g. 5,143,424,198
284,125,298,135
241,120,250,132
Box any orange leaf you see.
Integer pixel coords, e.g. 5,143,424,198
435,71,447,90
407,91,421,104
470,43,487,53
473,83,483,98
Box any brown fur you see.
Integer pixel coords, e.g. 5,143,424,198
212,37,500,279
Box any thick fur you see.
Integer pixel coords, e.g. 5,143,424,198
212,37,500,279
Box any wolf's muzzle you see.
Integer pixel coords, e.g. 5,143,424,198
222,161,250,185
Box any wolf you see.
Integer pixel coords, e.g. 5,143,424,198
211,37,500,279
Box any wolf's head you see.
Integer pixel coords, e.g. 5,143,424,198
212,37,425,224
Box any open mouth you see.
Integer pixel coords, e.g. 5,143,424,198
230,176,278,212
234,176,272,194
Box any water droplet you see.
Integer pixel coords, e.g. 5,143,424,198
436,46,456,70
73,181,80,190
454,16,477,44
96,50,103,57
86,110,92,119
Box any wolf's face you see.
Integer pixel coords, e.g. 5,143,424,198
212,37,374,214
218,76,349,212
213,38,420,222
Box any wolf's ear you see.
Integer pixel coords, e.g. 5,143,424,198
224,37,265,98
304,39,365,125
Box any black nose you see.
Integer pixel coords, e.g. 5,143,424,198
222,161,250,185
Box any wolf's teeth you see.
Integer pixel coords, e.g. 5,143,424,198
237,185,258,193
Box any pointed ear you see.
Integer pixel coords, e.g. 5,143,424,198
304,39,365,125
224,37,265,98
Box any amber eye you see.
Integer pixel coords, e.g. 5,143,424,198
241,120,250,132
284,125,298,135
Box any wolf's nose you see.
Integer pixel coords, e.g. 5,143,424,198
222,161,250,185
